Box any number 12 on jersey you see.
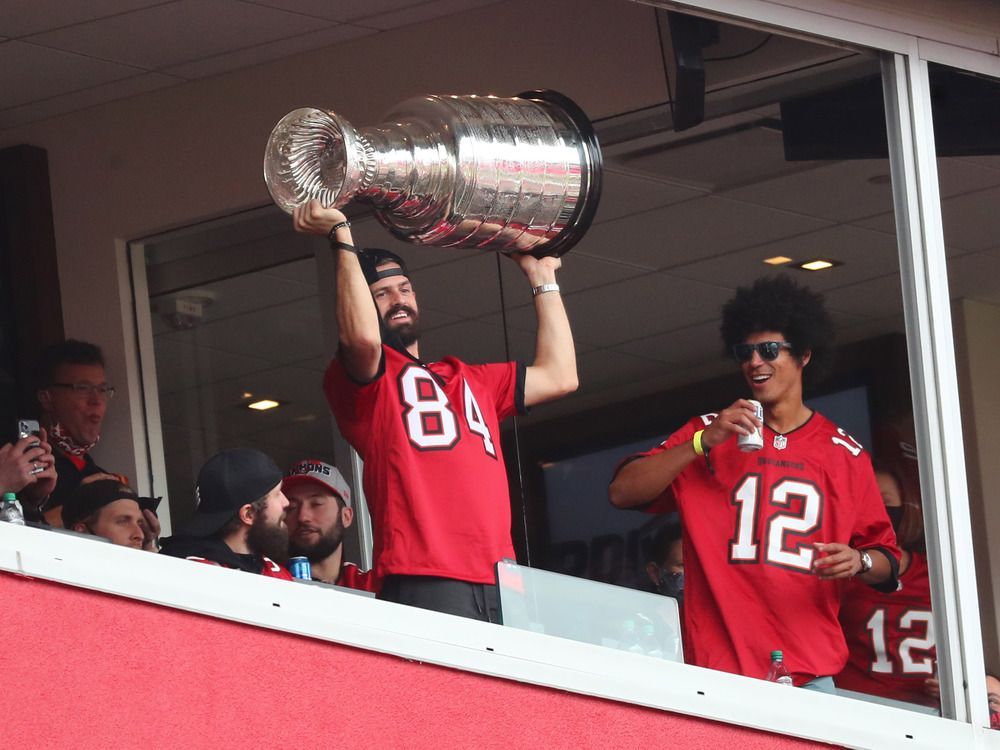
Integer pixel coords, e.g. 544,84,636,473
398,366,497,457
729,473,823,571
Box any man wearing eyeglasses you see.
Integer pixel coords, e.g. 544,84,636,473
32,339,120,526
610,275,900,692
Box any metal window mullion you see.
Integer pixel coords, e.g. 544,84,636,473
881,51,989,728
124,240,173,536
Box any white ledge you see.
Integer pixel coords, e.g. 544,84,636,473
1,522,989,750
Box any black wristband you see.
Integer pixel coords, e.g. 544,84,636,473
330,240,358,254
327,220,351,242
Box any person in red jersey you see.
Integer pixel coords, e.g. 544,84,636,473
283,459,379,593
292,201,577,621
161,448,293,580
609,276,900,692
836,464,937,708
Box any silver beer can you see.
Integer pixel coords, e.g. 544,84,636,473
738,399,764,452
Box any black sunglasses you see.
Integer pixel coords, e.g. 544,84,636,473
732,341,793,363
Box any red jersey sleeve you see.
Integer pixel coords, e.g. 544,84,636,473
849,452,902,562
462,360,525,420
323,349,384,448
612,414,717,514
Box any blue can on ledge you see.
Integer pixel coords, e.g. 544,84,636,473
289,556,312,581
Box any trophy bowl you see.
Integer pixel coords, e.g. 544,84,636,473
264,90,602,256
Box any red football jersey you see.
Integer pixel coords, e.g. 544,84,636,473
836,552,937,707
337,561,382,594
188,555,294,580
325,345,523,584
623,411,900,684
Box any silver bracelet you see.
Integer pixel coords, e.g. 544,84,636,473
531,283,560,297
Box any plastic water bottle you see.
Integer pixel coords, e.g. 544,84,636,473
0,492,25,525
766,649,793,685
639,622,664,658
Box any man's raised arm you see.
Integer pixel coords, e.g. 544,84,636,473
293,200,382,382
518,253,579,407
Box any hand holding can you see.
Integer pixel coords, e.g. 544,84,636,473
738,399,764,452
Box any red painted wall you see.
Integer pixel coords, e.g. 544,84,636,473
1,573,831,749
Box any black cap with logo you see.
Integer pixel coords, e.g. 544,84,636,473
180,448,283,537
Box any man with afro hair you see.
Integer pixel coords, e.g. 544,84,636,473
610,275,899,692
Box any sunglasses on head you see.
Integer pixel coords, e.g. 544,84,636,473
732,341,793,363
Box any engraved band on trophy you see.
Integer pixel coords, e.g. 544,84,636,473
263,90,602,256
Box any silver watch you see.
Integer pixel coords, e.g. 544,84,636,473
858,549,873,575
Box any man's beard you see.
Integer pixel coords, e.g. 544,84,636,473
383,304,420,348
289,519,344,563
247,512,289,563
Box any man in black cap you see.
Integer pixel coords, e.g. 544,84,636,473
62,478,159,551
160,448,293,579
293,201,577,621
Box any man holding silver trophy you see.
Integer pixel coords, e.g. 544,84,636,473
268,90,600,619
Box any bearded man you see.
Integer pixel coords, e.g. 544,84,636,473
292,201,577,622
283,459,379,592
161,448,292,579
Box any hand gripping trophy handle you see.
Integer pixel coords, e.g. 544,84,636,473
263,90,602,256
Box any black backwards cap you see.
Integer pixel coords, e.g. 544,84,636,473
358,248,409,286
62,479,158,528
179,448,283,538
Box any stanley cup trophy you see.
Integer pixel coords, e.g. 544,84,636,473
263,90,602,256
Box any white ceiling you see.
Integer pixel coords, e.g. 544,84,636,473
0,0,503,129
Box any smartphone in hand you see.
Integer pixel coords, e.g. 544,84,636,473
17,419,41,449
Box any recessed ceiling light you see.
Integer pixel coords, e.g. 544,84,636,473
247,399,281,411
242,391,253,399
799,259,840,271
764,255,794,265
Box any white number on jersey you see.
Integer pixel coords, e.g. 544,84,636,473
397,365,497,456
729,474,822,571
463,378,497,457
398,367,460,450
831,427,864,457
866,607,935,675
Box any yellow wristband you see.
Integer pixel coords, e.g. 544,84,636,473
693,429,706,456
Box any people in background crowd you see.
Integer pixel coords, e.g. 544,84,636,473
33,340,121,526
292,202,577,622
0,431,57,517
644,518,684,605
283,459,379,592
988,674,1000,729
62,478,159,551
836,463,937,708
609,275,900,693
925,672,1000,727
160,448,292,579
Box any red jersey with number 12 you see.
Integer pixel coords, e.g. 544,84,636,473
836,551,937,707
623,411,899,684
325,345,523,584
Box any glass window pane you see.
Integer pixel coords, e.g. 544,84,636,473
930,61,1000,722
502,11,938,713
142,208,329,532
